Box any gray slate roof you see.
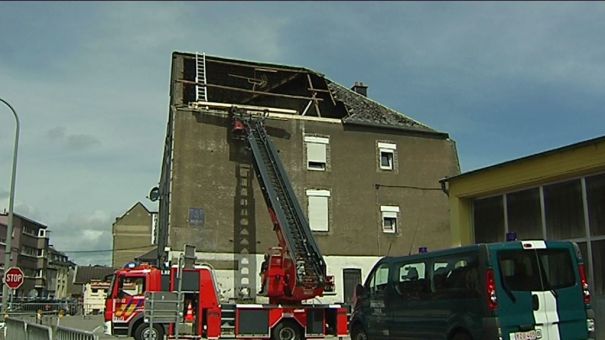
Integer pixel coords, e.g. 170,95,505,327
74,265,115,284
327,82,437,133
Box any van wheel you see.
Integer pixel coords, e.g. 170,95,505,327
134,323,164,340
351,324,368,340
272,319,303,340
451,332,472,340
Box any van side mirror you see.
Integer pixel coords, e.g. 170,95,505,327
354,284,367,298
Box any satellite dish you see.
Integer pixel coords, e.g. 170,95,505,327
149,187,160,202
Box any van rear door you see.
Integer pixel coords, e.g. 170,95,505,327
492,241,588,339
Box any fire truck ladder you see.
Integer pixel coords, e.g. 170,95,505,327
244,117,326,290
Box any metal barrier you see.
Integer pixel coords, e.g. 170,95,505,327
55,325,98,340
4,316,98,340
26,322,53,340
5,317,27,340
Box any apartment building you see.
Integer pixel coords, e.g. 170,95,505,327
155,52,460,303
0,212,49,297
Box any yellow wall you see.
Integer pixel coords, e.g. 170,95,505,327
448,138,605,245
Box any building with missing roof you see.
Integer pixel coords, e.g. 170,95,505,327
155,51,460,303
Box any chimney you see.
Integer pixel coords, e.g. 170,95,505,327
351,81,368,97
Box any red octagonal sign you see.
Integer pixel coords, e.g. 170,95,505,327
4,267,24,290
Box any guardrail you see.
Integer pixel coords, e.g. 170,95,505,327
55,325,97,340
3,316,98,340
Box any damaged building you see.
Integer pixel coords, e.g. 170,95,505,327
155,51,460,303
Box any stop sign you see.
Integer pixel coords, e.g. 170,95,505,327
4,267,24,290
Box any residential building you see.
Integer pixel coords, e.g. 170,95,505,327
111,202,157,268
47,246,76,299
156,52,460,303
82,280,111,315
72,265,115,300
442,135,605,338
0,212,49,298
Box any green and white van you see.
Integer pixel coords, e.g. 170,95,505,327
349,240,595,339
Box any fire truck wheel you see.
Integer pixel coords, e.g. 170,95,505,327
272,319,303,340
134,323,164,340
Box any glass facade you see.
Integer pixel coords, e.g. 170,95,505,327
472,173,605,295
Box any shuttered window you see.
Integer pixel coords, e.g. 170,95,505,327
307,189,330,231
305,136,329,171
381,206,400,233
378,142,397,171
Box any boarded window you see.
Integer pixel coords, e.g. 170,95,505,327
307,190,330,231
189,208,205,226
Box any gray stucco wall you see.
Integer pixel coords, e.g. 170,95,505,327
166,108,459,257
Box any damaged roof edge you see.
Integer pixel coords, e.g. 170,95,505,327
174,51,324,77
342,118,450,138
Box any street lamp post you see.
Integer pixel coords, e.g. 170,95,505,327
0,98,20,316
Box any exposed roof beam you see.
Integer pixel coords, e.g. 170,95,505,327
242,73,300,104
177,79,324,102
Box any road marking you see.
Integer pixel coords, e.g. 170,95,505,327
93,325,103,333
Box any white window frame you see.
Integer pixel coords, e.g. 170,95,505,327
381,205,400,233
305,136,329,171
378,142,397,170
306,189,330,232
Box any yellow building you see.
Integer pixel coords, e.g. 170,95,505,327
442,135,605,337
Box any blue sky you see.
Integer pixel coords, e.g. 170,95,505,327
1,2,604,265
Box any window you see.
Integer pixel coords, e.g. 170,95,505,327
307,190,330,231
544,179,585,240
507,188,543,239
37,249,44,257
368,263,390,294
38,229,47,238
395,261,427,297
381,206,399,233
586,173,605,237
378,142,397,171
118,276,146,297
473,196,504,243
343,268,362,304
431,253,480,298
36,269,44,278
498,249,574,291
305,135,329,171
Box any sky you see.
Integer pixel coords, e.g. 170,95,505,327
1,2,604,266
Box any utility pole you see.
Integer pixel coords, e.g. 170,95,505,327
0,98,20,316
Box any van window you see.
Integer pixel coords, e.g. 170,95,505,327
431,254,480,298
368,263,390,294
498,249,575,291
395,262,427,297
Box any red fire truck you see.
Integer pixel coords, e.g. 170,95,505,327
104,109,349,340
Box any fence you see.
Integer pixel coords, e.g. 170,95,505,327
55,325,98,340
3,317,98,340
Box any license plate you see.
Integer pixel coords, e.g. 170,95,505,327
511,330,538,340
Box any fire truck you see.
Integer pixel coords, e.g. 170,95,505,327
104,108,349,340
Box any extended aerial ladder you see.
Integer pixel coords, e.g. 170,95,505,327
231,107,331,304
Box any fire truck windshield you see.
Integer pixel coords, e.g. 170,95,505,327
117,276,146,298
